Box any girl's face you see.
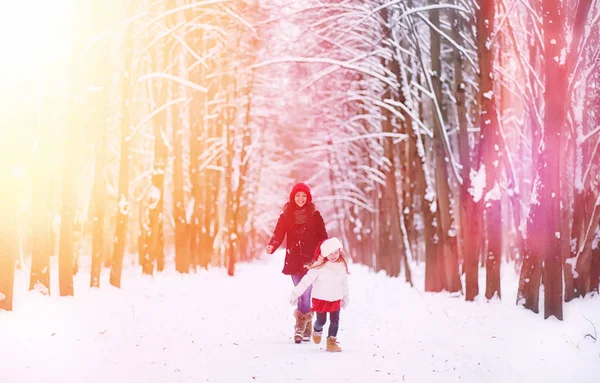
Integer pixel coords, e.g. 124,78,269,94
326,249,341,262
294,192,308,208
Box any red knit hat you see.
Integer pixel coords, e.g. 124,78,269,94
289,182,312,204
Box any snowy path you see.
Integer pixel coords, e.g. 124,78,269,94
1,252,599,383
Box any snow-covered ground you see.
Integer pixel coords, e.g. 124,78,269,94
1,251,599,383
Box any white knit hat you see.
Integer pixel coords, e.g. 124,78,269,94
320,237,343,257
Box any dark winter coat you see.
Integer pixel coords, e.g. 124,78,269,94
268,202,328,275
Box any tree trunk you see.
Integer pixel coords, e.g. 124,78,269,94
517,191,544,313
519,0,566,319
232,65,256,264
205,85,222,266
590,242,600,294
565,134,583,301
142,9,169,275
527,6,542,181
485,200,502,299
189,111,202,270
452,8,474,298
462,192,482,301
422,186,442,291
540,0,565,320
110,13,135,288
0,171,17,311
30,73,53,295
198,39,214,269
566,0,595,300
401,129,417,261
58,6,89,296
377,7,408,278
89,47,109,287
379,96,403,276
396,38,418,282
88,1,110,287
477,0,502,300
58,87,79,297
574,195,600,296
172,2,189,274
406,78,442,291
185,4,203,270
223,85,237,276
419,140,442,291
361,153,376,269
429,0,461,293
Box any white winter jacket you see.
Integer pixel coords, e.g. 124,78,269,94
291,260,349,303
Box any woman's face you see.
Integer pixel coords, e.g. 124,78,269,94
294,192,308,208
326,249,340,262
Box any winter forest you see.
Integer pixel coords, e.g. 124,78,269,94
0,0,599,382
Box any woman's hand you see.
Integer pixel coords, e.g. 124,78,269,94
265,245,274,254
289,293,298,306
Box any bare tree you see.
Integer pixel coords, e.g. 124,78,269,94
141,1,171,276
30,72,54,295
170,0,190,274
0,169,18,311
110,6,136,288
89,1,112,288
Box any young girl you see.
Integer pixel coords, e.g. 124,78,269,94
288,237,350,352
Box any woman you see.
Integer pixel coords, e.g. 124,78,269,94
265,182,328,343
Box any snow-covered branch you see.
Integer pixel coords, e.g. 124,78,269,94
137,73,208,93
251,56,397,89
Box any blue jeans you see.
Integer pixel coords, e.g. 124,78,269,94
291,273,312,313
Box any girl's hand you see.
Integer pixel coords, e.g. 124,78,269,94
265,245,274,254
342,297,349,309
289,293,298,306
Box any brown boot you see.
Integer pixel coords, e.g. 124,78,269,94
326,336,342,352
312,328,322,344
302,311,313,342
293,310,304,343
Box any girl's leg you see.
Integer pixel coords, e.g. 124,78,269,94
312,312,326,344
314,312,327,332
291,273,312,313
327,310,340,338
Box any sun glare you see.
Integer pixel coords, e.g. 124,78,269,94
1,0,73,188
1,1,72,90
